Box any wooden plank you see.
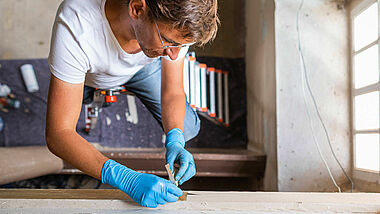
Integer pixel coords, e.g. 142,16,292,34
98,148,266,161
0,189,131,200
179,191,188,201
60,148,266,178
0,189,380,213
0,188,189,201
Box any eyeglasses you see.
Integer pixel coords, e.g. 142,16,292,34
154,22,195,50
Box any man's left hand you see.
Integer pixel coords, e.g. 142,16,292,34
165,128,196,185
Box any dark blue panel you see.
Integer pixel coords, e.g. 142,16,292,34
0,58,246,148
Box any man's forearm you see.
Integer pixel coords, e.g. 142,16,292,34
46,129,108,180
161,93,186,134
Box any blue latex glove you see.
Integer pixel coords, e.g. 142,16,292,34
101,159,182,208
165,128,196,185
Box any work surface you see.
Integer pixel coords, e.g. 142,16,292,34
0,189,380,213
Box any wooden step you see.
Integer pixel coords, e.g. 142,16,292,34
59,148,266,178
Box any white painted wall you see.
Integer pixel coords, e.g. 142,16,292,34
0,0,63,59
246,0,351,192
245,0,277,191
275,0,351,191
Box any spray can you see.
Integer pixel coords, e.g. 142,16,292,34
20,64,39,93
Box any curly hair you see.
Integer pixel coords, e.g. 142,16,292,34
131,0,220,46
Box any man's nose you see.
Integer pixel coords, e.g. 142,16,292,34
164,47,181,60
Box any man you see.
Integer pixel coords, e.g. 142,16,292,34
45,0,219,208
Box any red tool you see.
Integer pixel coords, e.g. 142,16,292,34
85,86,134,134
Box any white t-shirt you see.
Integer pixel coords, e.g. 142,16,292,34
48,0,188,89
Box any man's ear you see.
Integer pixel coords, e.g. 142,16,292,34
128,0,147,20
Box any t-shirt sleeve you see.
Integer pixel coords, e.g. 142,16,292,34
161,45,189,62
48,19,89,84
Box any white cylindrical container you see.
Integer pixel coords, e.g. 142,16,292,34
20,64,39,93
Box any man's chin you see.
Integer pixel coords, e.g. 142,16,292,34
144,53,161,58
141,48,163,58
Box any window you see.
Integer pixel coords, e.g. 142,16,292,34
351,0,380,183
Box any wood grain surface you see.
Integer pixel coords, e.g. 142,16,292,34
0,189,380,213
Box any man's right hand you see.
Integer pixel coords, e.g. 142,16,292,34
101,159,183,208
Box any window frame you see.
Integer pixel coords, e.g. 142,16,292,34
351,0,380,183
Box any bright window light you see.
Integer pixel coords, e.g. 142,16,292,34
354,2,378,51
355,91,379,130
355,134,380,171
354,45,379,89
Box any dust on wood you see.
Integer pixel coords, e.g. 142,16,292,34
179,191,188,201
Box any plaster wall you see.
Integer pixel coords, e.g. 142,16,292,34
245,0,277,190
275,0,351,191
0,0,62,59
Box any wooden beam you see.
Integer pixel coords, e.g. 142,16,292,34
0,189,131,200
0,189,379,213
59,148,266,178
